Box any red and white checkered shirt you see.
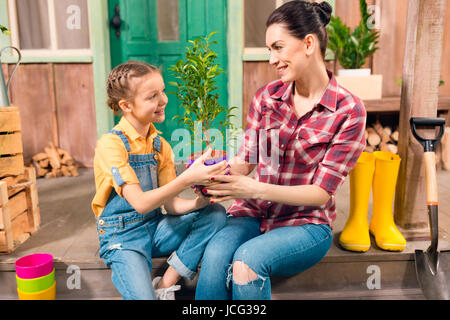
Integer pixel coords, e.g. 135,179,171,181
227,71,366,233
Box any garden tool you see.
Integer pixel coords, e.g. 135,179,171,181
369,151,406,251
339,152,374,252
410,117,450,300
0,46,21,107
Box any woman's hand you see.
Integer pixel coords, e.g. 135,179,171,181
203,174,265,203
179,148,229,187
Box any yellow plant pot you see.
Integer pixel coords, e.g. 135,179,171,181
17,281,56,300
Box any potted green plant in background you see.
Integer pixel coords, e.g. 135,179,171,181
169,32,236,194
327,0,382,99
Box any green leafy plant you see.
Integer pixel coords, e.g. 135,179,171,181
327,0,379,69
0,25,10,36
169,31,236,149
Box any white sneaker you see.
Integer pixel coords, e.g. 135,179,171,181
152,276,181,300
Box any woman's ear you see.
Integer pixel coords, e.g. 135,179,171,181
304,34,316,57
118,99,131,114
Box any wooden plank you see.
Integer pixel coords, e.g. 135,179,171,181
54,64,97,167
8,190,27,221
438,0,450,96
24,167,40,233
395,0,447,235
0,106,21,132
372,0,408,97
0,131,23,155
0,154,24,177
0,181,13,253
442,127,450,171
365,95,450,113
7,64,57,165
10,210,30,241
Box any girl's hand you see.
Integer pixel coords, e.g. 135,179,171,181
203,174,265,203
193,187,211,209
180,148,229,186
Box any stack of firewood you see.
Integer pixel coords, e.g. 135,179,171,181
364,121,399,154
31,142,79,178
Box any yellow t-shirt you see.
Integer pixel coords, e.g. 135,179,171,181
91,117,177,217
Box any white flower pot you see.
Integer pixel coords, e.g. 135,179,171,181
336,69,382,100
337,68,372,77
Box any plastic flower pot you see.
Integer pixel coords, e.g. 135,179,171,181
17,281,56,300
16,268,55,293
187,150,228,197
15,253,54,279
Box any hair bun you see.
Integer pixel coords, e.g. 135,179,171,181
314,1,332,26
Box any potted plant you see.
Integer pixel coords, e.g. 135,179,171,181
327,0,382,99
169,31,236,164
169,32,235,194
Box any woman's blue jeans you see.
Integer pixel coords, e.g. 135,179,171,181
195,216,332,300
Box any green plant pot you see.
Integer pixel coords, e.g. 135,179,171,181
16,268,55,293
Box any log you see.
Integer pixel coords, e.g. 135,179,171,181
44,143,61,169
380,142,398,154
373,121,393,144
366,127,381,146
391,130,399,142
32,143,78,179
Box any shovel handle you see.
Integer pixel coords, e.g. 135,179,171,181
423,152,438,206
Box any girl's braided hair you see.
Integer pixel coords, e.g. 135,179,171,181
106,60,160,114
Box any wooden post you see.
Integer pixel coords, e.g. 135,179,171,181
395,0,447,238
24,167,40,233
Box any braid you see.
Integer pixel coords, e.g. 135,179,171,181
106,61,160,114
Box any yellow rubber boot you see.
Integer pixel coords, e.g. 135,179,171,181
339,152,375,252
369,151,406,251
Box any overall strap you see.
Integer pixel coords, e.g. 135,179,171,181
153,135,161,153
108,130,132,152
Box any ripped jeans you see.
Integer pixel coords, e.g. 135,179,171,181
195,216,332,300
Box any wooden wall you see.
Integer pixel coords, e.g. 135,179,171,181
1,63,97,167
242,0,450,125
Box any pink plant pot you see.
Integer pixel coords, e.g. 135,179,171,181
15,253,54,280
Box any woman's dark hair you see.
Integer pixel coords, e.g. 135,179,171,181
266,1,333,58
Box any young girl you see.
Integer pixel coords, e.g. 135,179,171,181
92,61,228,300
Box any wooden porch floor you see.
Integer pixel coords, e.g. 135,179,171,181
1,167,449,299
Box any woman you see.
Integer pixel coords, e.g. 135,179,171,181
195,0,366,300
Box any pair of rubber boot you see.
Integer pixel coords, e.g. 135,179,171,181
339,151,406,252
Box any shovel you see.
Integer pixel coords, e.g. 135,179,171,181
410,117,450,300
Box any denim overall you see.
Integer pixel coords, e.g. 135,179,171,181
96,130,226,300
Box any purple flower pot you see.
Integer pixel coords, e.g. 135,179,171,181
186,150,229,197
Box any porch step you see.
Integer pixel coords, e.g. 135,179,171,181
0,238,440,300
1,168,447,300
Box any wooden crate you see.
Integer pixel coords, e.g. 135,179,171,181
0,106,25,177
0,167,40,254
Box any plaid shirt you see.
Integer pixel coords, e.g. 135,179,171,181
227,71,366,233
